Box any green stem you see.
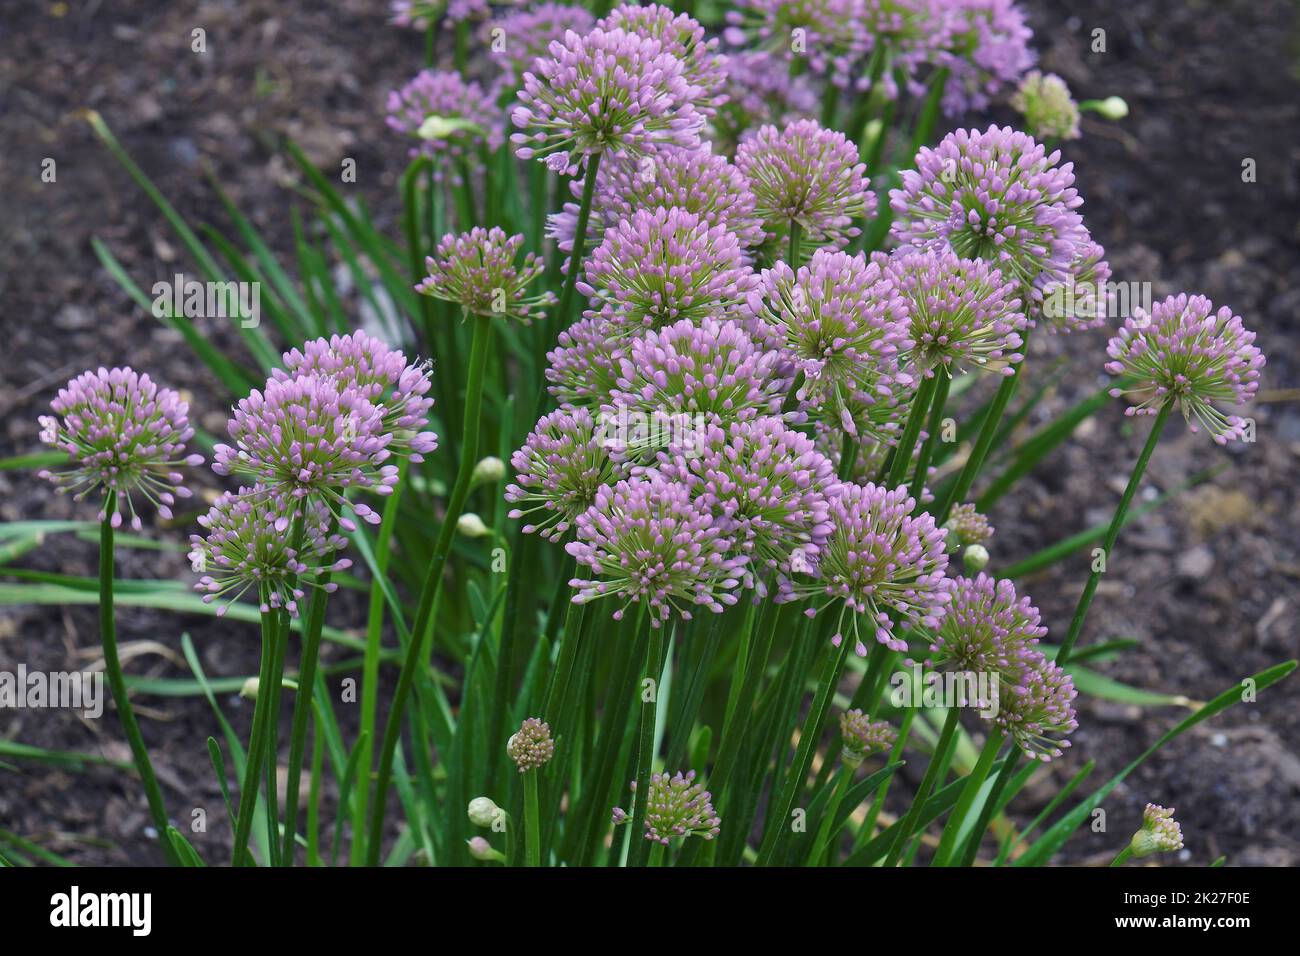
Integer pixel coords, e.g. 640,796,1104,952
860,706,914,844
524,771,541,867
932,730,1003,866
935,356,1025,523
98,496,177,866
755,636,851,865
1057,402,1171,666
810,763,856,864
883,706,961,866
233,591,279,866
280,516,339,864
955,743,1021,867
1110,845,1135,867
884,373,938,487
628,623,666,867
553,151,602,330
910,369,951,501
365,310,494,865
787,220,802,265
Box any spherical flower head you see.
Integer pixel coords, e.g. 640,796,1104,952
38,367,201,530
505,407,616,541
935,0,1034,117
713,51,817,153
925,574,1045,682
994,651,1077,761
1041,237,1111,332
786,481,951,654
212,374,397,528
550,145,765,257
1104,293,1264,444
724,0,867,91
884,247,1027,378
416,227,555,322
189,487,351,618
578,206,758,336
945,502,993,547
507,717,555,772
737,119,874,251
482,3,596,86
890,125,1086,305
273,331,438,463
566,476,744,627
385,70,500,179
655,417,838,593
1011,71,1080,142
840,709,897,765
604,318,790,462
615,770,721,844
510,27,708,175
747,249,910,442
597,4,727,116
1130,803,1184,857
545,315,626,409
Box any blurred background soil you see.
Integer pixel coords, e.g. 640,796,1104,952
1,0,1297,865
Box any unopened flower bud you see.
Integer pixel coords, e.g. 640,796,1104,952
457,512,491,538
240,677,260,700
963,543,990,572
1091,95,1129,119
467,796,503,828
839,709,897,767
1130,803,1183,858
467,836,506,863
471,455,506,488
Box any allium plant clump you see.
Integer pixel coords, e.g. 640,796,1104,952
21,0,1292,880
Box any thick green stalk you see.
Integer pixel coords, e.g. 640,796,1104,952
755,636,851,865
932,730,1003,866
1110,845,1135,867
1057,402,1172,665
884,373,938,487
883,706,961,866
233,591,279,866
98,495,178,866
524,771,541,867
552,152,602,330
710,600,780,811
860,706,915,844
628,624,666,867
787,220,802,265
810,762,856,864
955,743,1022,866
909,369,951,501
366,310,494,865
280,516,339,864
351,460,406,865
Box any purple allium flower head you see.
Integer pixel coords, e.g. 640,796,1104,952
566,476,744,626
1042,237,1112,332
890,125,1086,306
385,70,500,178
507,717,555,772
510,27,708,175
854,0,953,98
654,416,837,594
549,145,764,256
189,486,351,618
273,331,438,463
711,50,818,152
925,573,1045,679
604,318,790,461
994,652,1077,761
786,482,950,654
545,315,627,409
578,206,758,335
747,249,910,441
614,770,721,844
597,3,727,116
481,3,596,86
1011,71,1080,141
839,709,897,764
416,227,555,322
945,502,993,547
1131,804,1184,857
505,407,616,541
38,367,201,530
724,0,867,90
212,374,397,528
391,0,489,30
935,0,1034,117
884,246,1028,377
737,119,874,251
1104,293,1264,444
